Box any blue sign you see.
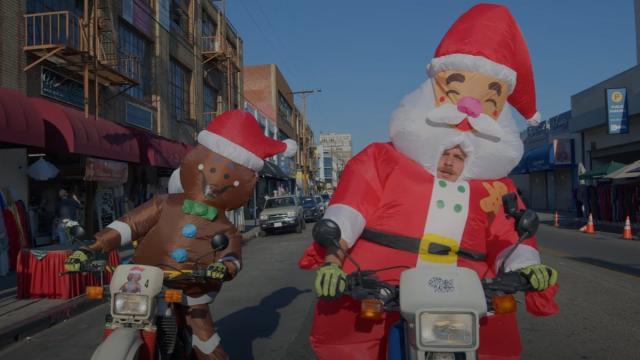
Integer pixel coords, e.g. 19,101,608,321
126,102,153,130
606,88,628,134
41,67,83,108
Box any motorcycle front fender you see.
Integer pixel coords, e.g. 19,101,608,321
91,327,143,360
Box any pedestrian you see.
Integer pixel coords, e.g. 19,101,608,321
54,189,81,246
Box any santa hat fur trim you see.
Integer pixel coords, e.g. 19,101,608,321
428,54,517,95
197,130,265,171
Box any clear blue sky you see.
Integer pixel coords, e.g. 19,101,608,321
226,0,638,154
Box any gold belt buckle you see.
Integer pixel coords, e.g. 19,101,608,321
418,233,460,264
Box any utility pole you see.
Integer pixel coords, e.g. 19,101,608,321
291,88,321,195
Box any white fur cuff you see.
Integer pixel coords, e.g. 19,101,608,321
323,204,366,248
495,244,540,273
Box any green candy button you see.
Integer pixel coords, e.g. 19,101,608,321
438,180,447,188
457,185,466,193
454,204,463,213
437,200,445,209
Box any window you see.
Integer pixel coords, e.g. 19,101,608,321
203,83,218,123
171,0,190,40
277,92,292,125
118,24,150,100
170,59,191,122
323,158,332,167
201,13,217,52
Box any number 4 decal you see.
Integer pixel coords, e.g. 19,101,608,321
144,279,149,288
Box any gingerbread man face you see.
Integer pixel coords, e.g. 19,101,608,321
180,145,258,210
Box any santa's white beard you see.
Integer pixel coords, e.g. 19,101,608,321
389,79,524,180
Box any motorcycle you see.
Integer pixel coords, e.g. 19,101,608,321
61,228,229,360
313,192,541,360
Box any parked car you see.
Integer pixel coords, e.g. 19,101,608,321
301,196,322,222
259,195,305,234
320,193,331,208
314,195,326,215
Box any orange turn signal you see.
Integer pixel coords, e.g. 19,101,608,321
164,289,183,303
86,286,104,300
360,299,384,320
492,294,517,314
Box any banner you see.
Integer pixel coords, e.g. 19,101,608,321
553,139,573,165
84,157,128,183
606,88,628,134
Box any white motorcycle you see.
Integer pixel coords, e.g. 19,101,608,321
313,193,540,360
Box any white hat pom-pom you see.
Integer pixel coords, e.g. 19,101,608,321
526,112,541,126
283,139,298,158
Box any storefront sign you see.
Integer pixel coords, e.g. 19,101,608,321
84,157,128,183
126,101,153,130
41,67,83,108
606,88,628,134
549,111,570,135
525,121,548,147
553,139,573,165
122,0,153,39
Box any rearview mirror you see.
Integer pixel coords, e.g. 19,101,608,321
211,234,229,252
312,219,341,249
502,192,519,218
517,209,539,239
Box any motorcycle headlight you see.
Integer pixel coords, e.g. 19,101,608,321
287,211,296,217
114,293,149,316
419,312,476,349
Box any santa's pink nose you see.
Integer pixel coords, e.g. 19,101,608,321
457,96,482,118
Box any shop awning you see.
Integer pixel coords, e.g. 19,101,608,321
33,97,140,163
260,160,290,180
134,130,193,169
579,161,626,179
604,160,640,179
0,87,45,147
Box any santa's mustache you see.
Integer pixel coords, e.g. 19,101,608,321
425,103,505,141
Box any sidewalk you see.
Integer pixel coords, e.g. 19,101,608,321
537,210,640,239
0,227,262,351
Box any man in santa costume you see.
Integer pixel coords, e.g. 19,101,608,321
299,4,559,359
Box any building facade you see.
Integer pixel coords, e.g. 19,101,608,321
316,145,339,190
319,132,352,178
0,0,243,246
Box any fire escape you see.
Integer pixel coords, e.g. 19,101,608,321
23,0,139,118
202,1,242,118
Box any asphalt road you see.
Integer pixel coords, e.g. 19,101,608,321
0,223,638,359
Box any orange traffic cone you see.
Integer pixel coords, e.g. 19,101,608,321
585,213,596,234
553,211,560,227
622,216,633,240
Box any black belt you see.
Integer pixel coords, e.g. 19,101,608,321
361,228,486,261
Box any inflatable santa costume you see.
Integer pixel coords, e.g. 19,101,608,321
299,4,559,360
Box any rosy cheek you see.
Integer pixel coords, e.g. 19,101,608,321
439,96,445,103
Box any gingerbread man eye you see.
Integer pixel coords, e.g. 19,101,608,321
210,167,217,173
224,174,230,179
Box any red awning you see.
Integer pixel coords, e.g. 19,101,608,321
133,130,193,169
0,88,45,147
33,98,140,163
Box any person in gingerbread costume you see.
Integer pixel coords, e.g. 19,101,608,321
299,4,559,359
65,110,296,360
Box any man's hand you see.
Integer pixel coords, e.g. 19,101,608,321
64,249,92,272
206,262,230,281
315,263,347,299
521,264,558,290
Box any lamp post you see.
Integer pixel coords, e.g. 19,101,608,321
291,88,321,195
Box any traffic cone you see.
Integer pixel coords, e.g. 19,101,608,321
585,213,596,234
553,211,560,227
622,216,633,240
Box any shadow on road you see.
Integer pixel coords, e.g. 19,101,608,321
568,257,640,277
216,287,311,359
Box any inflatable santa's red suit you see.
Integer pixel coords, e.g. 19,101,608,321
299,4,559,360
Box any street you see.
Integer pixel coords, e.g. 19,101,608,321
0,223,638,359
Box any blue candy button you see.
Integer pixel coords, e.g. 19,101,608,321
171,248,188,263
182,223,197,238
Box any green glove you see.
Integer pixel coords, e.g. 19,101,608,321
207,262,230,281
315,263,347,299
521,264,558,291
64,249,92,272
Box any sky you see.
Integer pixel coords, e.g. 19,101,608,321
225,0,638,154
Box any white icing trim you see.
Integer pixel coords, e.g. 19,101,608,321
183,291,219,306
107,220,132,246
495,244,540,273
168,168,183,193
192,332,221,354
428,54,516,94
218,256,241,272
323,204,366,248
197,131,264,171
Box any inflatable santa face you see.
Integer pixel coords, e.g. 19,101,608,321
390,3,540,181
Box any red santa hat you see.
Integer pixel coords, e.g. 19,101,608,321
427,4,541,125
129,266,145,274
197,110,297,171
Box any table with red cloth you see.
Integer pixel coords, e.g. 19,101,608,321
16,246,120,299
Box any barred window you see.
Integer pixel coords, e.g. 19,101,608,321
170,59,191,122
118,24,150,100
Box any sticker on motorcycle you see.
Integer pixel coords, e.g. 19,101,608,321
427,276,456,294
119,266,145,293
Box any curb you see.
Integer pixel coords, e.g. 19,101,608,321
0,295,107,351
